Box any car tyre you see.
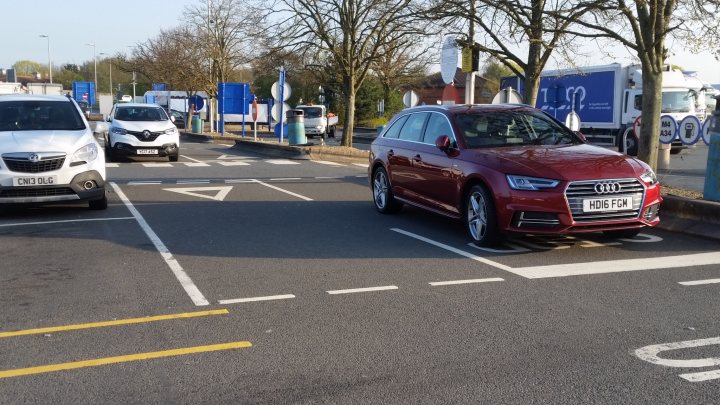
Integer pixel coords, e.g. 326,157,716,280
89,193,108,210
105,145,115,163
466,185,502,246
602,228,641,239
169,153,179,162
372,167,402,214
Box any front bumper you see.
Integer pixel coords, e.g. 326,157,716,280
111,142,179,157
0,170,106,204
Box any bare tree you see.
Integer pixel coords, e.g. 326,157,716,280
424,0,594,106
562,0,720,169
271,0,431,147
372,40,432,105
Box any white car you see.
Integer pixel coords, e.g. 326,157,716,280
106,103,180,162
0,94,107,209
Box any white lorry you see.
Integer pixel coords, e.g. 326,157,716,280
502,63,700,155
295,104,338,138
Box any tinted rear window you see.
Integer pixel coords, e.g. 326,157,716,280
0,100,85,131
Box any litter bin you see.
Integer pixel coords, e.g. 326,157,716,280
286,109,307,145
191,115,203,134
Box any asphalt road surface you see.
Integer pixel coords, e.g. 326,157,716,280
1,140,719,404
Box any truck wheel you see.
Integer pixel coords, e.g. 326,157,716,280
329,127,336,138
620,131,638,156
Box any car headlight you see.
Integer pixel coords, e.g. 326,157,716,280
506,175,560,191
71,143,98,164
315,125,323,130
164,127,178,135
111,127,127,135
639,169,658,185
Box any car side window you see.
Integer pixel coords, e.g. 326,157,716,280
423,113,454,144
382,115,408,139
398,112,428,142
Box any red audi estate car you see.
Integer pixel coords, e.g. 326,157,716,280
368,104,662,246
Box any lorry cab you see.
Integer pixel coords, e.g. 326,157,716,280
295,104,337,138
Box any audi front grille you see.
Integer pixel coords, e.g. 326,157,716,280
2,156,66,173
565,178,645,223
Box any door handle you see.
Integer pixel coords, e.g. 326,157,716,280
387,150,394,158
412,154,422,162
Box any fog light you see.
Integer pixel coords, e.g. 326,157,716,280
83,181,96,190
643,203,659,220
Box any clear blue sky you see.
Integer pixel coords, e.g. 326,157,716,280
3,0,719,84
1,0,198,69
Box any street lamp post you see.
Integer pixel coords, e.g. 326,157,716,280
86,43,97,103
99,52,112,96
39,34,52,84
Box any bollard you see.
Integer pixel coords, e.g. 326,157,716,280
703,111,720,202
287,109,307,145
657,142,671,170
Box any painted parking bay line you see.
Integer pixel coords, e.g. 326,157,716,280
392,228,720,279
219,294,295,304
678,278,720,286
429,278,504,286
252,179,313,201
0,309,228,338
0,341,251,379
327,285,398,295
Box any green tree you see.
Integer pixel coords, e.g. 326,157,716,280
13,60,43,76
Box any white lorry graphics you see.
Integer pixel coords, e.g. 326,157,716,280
295,104,338,138
502,63,700,155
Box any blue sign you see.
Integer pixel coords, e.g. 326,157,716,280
72,81,96,106
218,83,252,114
152,83,168,91
189,95,205,111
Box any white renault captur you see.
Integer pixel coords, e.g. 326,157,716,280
106,103,180,162
0,94,107,209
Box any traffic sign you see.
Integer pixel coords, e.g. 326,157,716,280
702,115,716,146
251,99,259,122
678,116,701,145
658,115,678,144
403,90,419,108
271,102,291,122
271,81,291,101
440,36,458,85
189,95,205,111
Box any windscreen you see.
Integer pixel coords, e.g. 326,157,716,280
456,110,579,148
0,100,86,132
661,91,693,113
297,107,322,118
115,106,169,121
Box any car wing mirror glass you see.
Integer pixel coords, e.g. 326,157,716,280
170,115,176,122
435,135,451,151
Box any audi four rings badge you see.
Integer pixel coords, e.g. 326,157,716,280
594,182,621,194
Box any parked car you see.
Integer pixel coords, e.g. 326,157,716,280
369,104,662,246
105,103,180,162
170,109,187,129
0,94,107,209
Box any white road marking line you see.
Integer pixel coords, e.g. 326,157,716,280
110,182,209,306
163,186,232,201
353,163,368,168
177,180,211,185
142,163,173,168
429,278,504,286
225,179,255,184
252,179,313,201
105,163,120,168
128,181,162,185
391,228,514,272
355,175,367,178
635,337,720,368
327,286,398,295
218,161,251,166
0,217,134,228
184,162,210,167
180,155,203,163
269,178,302,181
679,369,720,382
468,243,530,254
513,252,720,279
218,295,295,304
679,278,720,286
315,176,342,179
313,160,343,166
265,159,300,165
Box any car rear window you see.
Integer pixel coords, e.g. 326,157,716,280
115,107,169,121
0,100,86,132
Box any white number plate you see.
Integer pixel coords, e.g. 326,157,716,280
583,196,633,212
137,149,157,155
13,175,58,187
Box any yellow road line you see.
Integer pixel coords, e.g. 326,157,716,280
0,309,229,338
0,341,252,379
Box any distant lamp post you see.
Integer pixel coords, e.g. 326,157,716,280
99,52,112,95
39,34,52,83
86,43,97,107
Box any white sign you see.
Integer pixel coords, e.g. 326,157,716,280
271,102,291,122
271,81,291,101
440,36,458,85
403,90,419,108
658,114,677,144
678,116,702,145
702,115,716,146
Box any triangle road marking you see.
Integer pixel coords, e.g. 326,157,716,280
163,186,233,201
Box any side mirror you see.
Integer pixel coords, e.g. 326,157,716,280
170,115,176,123
435,134,452,151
